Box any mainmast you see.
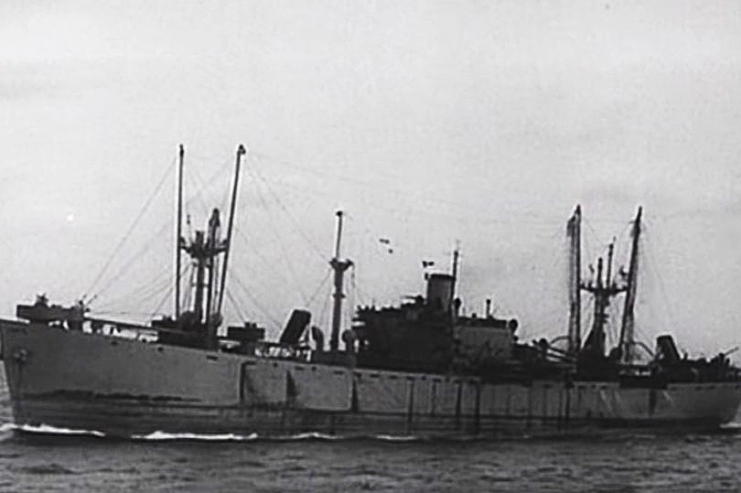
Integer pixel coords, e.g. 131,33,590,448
204,209,221,334
618,206,642,363
175,144,185,319
451,245,460,307
578,208,642,361
177,145,245,350
216,145,246,315
329,211,352,352
567,205,582,356
581,240,625,357
181,213,226,349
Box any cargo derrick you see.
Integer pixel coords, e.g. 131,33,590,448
154,145,246,349
569,207,738,384
572,206,646,380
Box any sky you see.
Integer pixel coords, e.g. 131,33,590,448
1,1,740,359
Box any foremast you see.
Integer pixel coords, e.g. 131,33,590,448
174,145,246,349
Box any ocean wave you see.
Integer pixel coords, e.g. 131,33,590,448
15,463,77,475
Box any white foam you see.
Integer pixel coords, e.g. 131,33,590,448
373,434,420,442
0,423,16,433
279,431,340,441
0,421,422,442
3,422,106,437
131,431,258,441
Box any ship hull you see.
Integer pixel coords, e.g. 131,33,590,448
3,321,741,438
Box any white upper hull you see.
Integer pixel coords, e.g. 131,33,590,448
3,320,741,438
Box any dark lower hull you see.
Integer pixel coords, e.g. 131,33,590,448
10,394,732,439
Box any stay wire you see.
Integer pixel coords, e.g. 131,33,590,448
92,155,233,309
228,269,282,329
249,157,326,260
306,268,332,308
249,149,561,226
87,217,173,305
225,288,247,322
249,150,563,229
641,221,678,334
83,158,175,301
249,168,310,304
151,283,175,319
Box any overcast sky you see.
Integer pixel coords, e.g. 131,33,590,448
1,1,740,358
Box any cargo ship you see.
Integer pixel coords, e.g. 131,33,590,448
2,146,740,438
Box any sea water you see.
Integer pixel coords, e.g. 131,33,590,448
0,368,739,492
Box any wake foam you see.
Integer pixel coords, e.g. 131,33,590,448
132,431,258,441
373,434,421,442
2,422,105,437
720,421,741,430
0,421,425,442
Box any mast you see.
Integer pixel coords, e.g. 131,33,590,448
204,208,221,341
451,245,460,302
175,144,184,320
619,206,642,363
216,144,246,315
605,240,615,292
329,211,352,352
192,231,207,323
567,205,582,355
580,210,635,359
588,257,608,356
177,147,238,350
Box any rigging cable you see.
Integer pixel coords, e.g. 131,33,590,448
248,167,310,304
87,216,173,305
90,154,234,310
151,283,175,319
249,149,564,229
306,268,332,308
184,157,233,220
346,264,356,329
95,266,173,313
343,211,407,305
249,150,563,227
83,158,175,302
249,156,326,260
182,263,195,311
231,220,299,299
639,220,678,336
228,269,282,330
225,288,248,322
96,247,188,310
316,284,331,332
350,263,367,307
